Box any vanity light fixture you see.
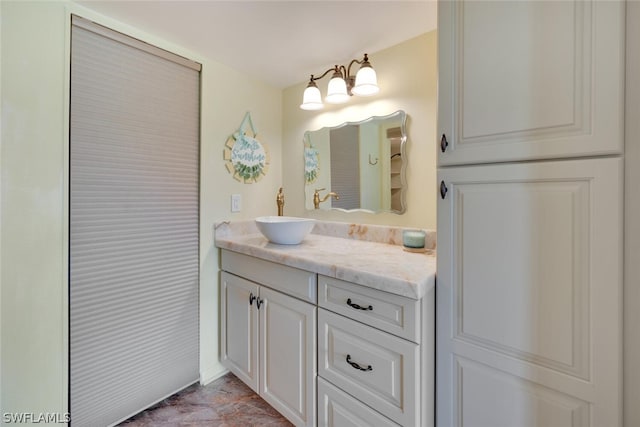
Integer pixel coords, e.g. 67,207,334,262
300,53,380,110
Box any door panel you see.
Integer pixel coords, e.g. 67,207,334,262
456,180,589,377
456,357,589,427
260,287,316,427
438,0,624,165
220,272,259,392
436,158,622,427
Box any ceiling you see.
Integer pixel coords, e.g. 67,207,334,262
76,1,438,89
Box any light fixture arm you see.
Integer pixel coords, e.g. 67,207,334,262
308,65,340,84
309,54,369,93
346,55,368,80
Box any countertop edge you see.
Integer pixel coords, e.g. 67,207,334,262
215,233,436,300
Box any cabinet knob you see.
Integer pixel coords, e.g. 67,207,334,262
440,180,448,199
256,297,263,309
346,354,372,372
249,292,256,306
440,134,449,153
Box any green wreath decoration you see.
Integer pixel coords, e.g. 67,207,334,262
223,112,270,183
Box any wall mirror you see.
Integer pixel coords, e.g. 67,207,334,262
303,110,407,213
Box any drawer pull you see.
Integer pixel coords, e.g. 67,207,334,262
346,298,373,311
346,354,372,372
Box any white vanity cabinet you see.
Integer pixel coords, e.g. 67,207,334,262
221,251,317,427
317,275,433,427
218,246,435,427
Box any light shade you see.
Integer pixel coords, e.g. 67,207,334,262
325,71,349,104
300,81,323,110
352,65,379,96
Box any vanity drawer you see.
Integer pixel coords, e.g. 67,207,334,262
318,309,419,426
221,250,317,304
318,377,400,427
318,275,420,343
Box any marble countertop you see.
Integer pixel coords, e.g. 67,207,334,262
214,220,436,300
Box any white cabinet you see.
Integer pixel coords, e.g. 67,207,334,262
221,253,317,427
437,1,625,425
437,0,625,165
436,158,623,427
317,275,434,427
220,253,434,427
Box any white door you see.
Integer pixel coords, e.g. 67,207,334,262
259,287,316,427
436,158,622,427
220,272,259,392
437,0,625,166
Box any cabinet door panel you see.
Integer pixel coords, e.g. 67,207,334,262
436,158,622,427
260,287,316,427
220,272,259,392
457,356,589,427
438,0,624,165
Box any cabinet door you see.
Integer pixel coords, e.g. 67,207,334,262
259,287,316,427
438,0,624,165
436,158,622,427
220,272,259,392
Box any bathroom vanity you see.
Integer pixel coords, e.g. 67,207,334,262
215,221,436,427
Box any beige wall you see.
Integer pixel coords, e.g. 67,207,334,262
282,32,438,230
1,2,69,418
1,1,282,419
625,2,640,427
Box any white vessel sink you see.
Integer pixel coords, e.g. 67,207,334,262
255,216,316,245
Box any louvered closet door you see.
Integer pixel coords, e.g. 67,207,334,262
330,126,360,209
70,16,200,427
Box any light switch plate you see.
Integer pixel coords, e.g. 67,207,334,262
231,194,241,212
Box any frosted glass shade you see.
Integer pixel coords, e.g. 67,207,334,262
325,76,349,104
352,66,379,96
300,84,323,110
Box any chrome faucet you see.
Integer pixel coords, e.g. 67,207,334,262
313,188,339,209
276,187,285,216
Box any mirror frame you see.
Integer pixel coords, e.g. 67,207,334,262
303,110,407,214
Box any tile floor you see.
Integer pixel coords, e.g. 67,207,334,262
118,373,292,426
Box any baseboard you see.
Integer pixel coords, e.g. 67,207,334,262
200,366,228,386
